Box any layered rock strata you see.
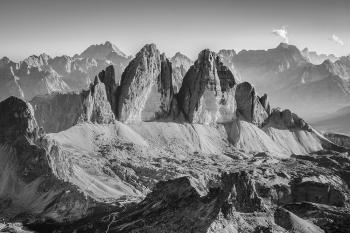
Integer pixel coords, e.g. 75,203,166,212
116,44,174,122
177,49,238,124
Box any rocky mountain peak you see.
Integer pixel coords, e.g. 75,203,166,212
277,42,290,49
80,41,128,60
196,49,217,67
97,65,118,115
170,52,193,93
235,82,269,126
218,49,237,57
302,48,338,64
177,49,238,123
116,43,173,122
264,108,311,130
171,52,192,65
302,47,309,53
0,56,11,66
172,52,191,61
22,53,51,68
0,96,40,143
139,43,158,57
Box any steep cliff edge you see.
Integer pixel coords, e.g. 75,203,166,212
30,73,114,133
177,49,238,124
0,97,105,224
116,44,173,122
1,49,350,232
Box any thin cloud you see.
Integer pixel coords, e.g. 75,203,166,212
330,34,344,46
272,26,288,43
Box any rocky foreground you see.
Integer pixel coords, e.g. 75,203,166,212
0,44,350,233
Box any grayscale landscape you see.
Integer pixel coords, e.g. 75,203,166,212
0,0,350,232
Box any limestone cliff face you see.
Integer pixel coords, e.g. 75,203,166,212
263,108,311,131
0,97,100,224
177,49,238,124
98,65,118,115
31,71,115,133
235,82,269,126
0,97,39,143
218,49,242,82
171,52,193,93
324,133,350,148
81,77,115,124
116,44,173,122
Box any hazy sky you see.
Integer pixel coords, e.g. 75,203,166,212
1,0,349,61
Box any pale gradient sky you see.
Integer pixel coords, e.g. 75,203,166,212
0,0,349,61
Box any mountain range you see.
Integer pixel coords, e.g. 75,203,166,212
1,42,350,233
2,42,349,120
226,43,350,119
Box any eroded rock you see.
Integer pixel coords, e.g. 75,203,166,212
264,108,311,130
116,44,173,122
235,82,268,126
171,52,193,93
177,49,238,124
0,97,39,143
31,70,115,133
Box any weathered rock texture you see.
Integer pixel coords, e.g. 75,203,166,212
235,82,268,126
0,97,39,143
1,99,349,232
177,49,238,124
218,49,242,82
0,41,131,102
116,44,173,122
97,65,118,115
274,208,325,233
324,133,350,148
0,97,100,224
31,72,115,133
264,108,311,130
171,52,193,93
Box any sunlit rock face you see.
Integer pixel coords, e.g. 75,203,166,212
116,44,174,122
171,52,193,93
324,133,350,148
177,49,238,124
31,74,115,133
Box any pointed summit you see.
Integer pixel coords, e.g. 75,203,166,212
116,44,173,122
177,49,238,123
277,42,290,49
170,52,193,93
80,41,128,60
